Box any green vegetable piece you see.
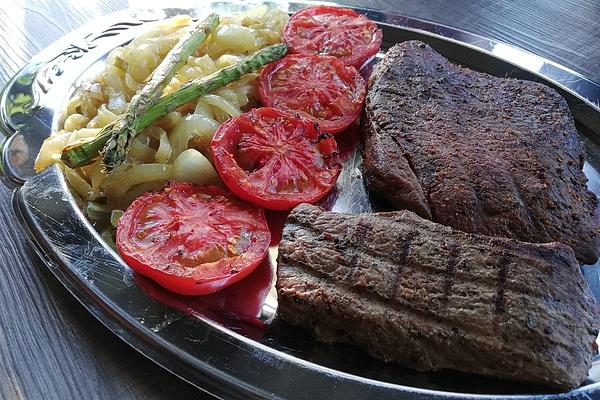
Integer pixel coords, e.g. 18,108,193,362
62,42,288,170
61,13,220,169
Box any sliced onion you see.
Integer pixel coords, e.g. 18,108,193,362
171,149,220,185
102,163,172,197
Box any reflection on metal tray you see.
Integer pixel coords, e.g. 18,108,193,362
2,2,600,399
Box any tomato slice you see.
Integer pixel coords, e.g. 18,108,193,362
259,54,367,134
284,5,383,69
116,182,270,296
210,107,341,210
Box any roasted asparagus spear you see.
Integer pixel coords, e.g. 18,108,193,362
61,13,220,169
62,42,288,170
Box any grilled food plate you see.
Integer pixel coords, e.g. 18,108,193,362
2,1,600,399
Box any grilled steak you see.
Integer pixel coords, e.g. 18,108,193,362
362,40,600,264
276,204,600,389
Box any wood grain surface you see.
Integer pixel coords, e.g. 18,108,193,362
0,0,598,399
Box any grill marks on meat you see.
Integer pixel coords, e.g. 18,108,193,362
362,41,600,264
276,204,600,389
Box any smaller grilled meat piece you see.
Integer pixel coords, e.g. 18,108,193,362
362,41,600,264
277,204,600,389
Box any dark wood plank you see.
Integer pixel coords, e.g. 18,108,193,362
0,0,598,399
340,0,600,83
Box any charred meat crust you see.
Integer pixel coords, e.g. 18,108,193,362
362,40,600,264
276,204,600,390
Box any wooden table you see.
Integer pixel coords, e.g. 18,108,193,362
0,0,598,398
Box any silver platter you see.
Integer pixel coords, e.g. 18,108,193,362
2,2,600,399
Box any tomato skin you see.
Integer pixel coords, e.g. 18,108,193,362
259,54,367,134
284,5,383,69
211,107,342,211
116,182,270,296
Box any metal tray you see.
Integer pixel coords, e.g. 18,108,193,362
2,2,600,399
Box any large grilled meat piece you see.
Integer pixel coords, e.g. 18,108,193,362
362,40,599,264
276,204,600,389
